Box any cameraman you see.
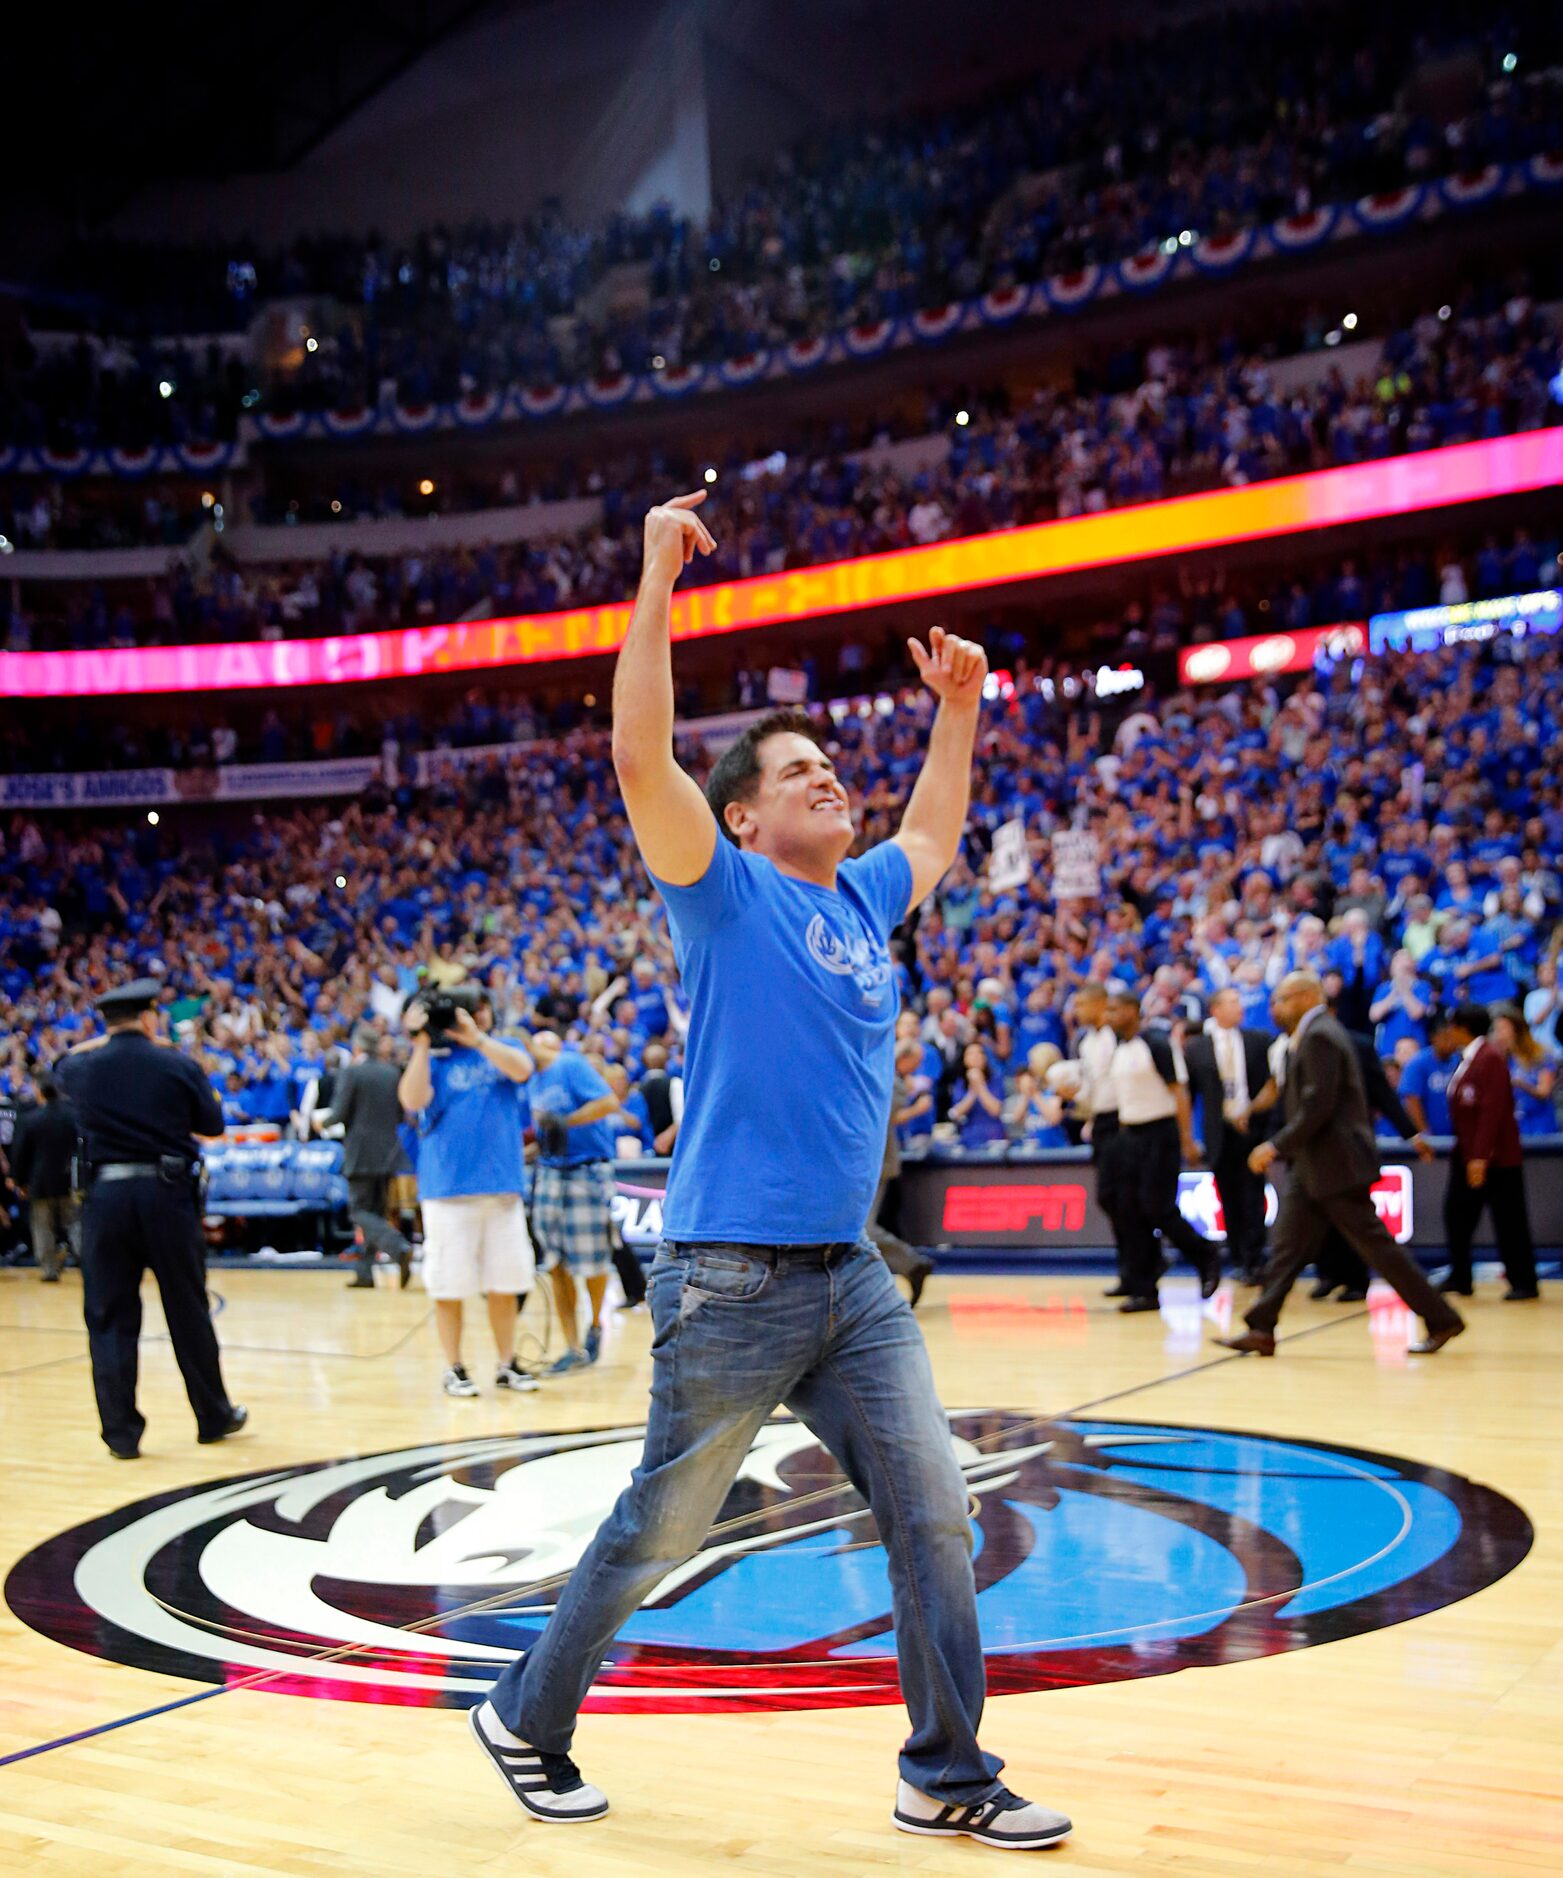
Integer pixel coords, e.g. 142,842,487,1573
398,991,539,1398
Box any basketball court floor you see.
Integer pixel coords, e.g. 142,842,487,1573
1,1264,1557,1875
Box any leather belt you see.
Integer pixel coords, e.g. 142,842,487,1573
94,1162,168,1182
668,1240,857,1265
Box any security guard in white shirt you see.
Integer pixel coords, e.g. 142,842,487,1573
1105,987,1222,1312
1059,982,1128,1295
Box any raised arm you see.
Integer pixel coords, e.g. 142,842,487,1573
892,627,988,911
611,493,720,885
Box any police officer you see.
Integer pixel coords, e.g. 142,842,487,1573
58,979,247,1460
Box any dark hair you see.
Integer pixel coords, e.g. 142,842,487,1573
1446,1002,1491,1038
705,709,823,845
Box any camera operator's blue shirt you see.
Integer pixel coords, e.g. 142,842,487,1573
416,1046,526,1198
530,1050,616,1165
652,835,911,1243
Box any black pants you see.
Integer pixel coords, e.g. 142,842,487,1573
1444,1160,1537,1294
1247,1181,1462,1337
1118,1118,1213,1298
611,1230,648,1306
80,1175,233,1451
348,1172,413,1269
1315,1231,1369,1294
866,1173,931,1281
1211,1134,1267,1274
1092,1112,1125,1272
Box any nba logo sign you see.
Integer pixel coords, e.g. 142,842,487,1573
1370,1165,1414,1243
1177,1172,1279,1237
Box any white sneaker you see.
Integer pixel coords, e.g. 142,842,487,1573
893,1777,1071,1850
442,1365,480,1397
468,1700,610,1822
495,1360,541,1393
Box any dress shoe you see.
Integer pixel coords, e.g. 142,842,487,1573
1214,1330,1276,1356
105,1441,140,1460
1502,1288,1540,1302
1438,1280,1473,1297
346,1271,375,1289
1197,1252,1223,1301
198,1404,249,1444
1103,1280,1130,1298
1408,1321,1466,1356
1117,1295,1161,1315
1335,1288,1368,1304
906,1259,934,1310
1308,1279,1337,1300
397,1247,413,1289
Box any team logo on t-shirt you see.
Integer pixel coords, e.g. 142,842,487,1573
804,912,892,1006
5,1414,1529,1714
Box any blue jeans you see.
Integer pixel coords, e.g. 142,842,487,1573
487,1238,1003,1805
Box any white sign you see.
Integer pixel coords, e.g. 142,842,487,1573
988,818,1032,893
1051,828,1101,900
0,757,379,811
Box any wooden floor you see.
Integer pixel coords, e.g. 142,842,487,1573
1,1261,1558,1876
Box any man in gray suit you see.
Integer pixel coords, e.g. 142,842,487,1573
1215,973,1465,1358
328,1029,414,1289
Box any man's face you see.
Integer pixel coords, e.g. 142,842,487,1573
1105,997,1138,1038
725,732,854,863
1211,990,1241,1029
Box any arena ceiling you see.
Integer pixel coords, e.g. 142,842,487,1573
8,1,497,222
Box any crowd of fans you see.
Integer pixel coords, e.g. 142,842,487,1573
7,281,1561,657
2,519,1556,779
7,1,1560,447
3,630,1560,1208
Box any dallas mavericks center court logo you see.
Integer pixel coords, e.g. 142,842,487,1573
6,1413,1530,1710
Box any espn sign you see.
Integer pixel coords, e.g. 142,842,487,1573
942,1183,1088,1235
1176,1166,1413,1244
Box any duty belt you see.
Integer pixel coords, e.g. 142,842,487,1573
94,1160,195,1183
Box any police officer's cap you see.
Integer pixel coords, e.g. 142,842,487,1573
96,978,163,1021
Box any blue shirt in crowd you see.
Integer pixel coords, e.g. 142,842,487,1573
530,1048,617,1165
416,1044,527,1198
654,834,911,1243
1397,1044,1456,1136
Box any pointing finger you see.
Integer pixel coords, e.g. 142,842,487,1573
666,491,708,510
907,637,931,673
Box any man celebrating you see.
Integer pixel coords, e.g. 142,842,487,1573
469,493,1071,1851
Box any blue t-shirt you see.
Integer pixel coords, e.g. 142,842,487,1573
1397,1045,1455,1136
653,836,911,1242
416,1046,527,1199
530,1050,617,1164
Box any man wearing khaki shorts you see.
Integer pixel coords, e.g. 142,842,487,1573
398,991,540,1397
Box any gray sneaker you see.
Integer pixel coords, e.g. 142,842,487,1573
495,1360,540,1393
468,1700,609,1823
442,1365,480,1398
893,1777,1071,1850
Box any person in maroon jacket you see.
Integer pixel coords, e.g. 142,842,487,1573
1440,1005,1540,1301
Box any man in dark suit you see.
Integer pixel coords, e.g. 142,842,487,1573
10,1076,81,1281
327,1028,414,1289
1440,1004,1539,1300
1296,1020,1435,1301
1184,990,1273,1283
1215,972,1465,1357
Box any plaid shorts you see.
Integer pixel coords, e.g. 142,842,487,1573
530,1160,615,1277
